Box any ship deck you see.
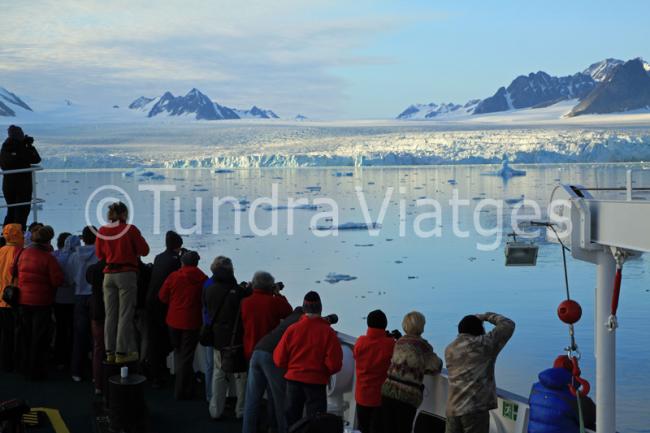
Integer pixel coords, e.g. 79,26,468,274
0,369,242,433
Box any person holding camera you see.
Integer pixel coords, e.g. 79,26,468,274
379,311,443,433
353,309,400,433
0,125,41,230
445,312,515,433
273,291,343,427
240,271,292,362
203,256,250,420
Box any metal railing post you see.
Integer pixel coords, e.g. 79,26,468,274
32,169,38,223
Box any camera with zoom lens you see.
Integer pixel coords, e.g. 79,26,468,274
324,314,338,325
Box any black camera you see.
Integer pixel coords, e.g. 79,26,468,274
273,281,285,292
24,135,34,146
387,329,402,340
324,314,338,325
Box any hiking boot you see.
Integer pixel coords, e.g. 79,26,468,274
115,352,139,364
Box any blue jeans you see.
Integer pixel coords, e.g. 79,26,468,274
202,345,214,402
242,350,287,433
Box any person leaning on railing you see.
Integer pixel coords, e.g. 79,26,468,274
378,311,443,433
0,125,41,231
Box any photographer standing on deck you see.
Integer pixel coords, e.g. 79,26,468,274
0,125,41,231
445,312,515,433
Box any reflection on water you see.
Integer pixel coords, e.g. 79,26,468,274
40,164,650,432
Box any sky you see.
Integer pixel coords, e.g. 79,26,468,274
1,0,649,119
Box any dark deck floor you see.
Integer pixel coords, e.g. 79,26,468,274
0,368,242,433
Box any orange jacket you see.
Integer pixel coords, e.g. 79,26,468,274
0,224,23,308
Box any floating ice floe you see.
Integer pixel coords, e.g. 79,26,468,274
324,273,357,284
314,222,382,231
504,194,525,205
261,204,319,211
482,159,526,178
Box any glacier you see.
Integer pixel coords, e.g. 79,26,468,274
29,124,650,169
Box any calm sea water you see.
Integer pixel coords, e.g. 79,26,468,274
37,164,650,432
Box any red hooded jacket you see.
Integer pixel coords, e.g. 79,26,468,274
158,265,208,330
353,328,396,407
273,315,343,385
15,244,64,306
241,289,292,360
95,223,149,273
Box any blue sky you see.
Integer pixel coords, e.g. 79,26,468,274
2,0,649,119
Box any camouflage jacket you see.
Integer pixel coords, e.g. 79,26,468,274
444,312,515,417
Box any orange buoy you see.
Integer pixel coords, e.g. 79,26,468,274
558,299,582,324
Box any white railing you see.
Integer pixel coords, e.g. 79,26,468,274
0,165,44,223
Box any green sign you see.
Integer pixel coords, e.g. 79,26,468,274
502,401,519,421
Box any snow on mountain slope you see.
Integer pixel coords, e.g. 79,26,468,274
234,106,279,119
584,58,625,82
0,87,33,117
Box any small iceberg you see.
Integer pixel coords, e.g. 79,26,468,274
447,179,457,185
333,172,353,177
504,194,525,205
482,159,526,178
306,186,322,192
314,222,381,231
261,204,319,211
324,273,357,284
214,169,234,174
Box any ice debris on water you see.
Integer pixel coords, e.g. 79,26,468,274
214,169,234,174
314,222,381,231
324,273,357,284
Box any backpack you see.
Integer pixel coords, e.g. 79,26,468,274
289,413,343,433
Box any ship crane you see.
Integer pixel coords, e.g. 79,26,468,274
554,174,650,433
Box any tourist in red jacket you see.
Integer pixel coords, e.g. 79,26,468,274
14,225,64,379
273,291,343,427
353,310,397,433
241,271,292,360
159,251,207,400
95,202,150,364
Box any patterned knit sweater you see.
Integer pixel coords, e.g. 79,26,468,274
380,334,443,408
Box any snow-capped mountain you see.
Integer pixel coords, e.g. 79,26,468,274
294,114,308,121
398,57,650,119
584,58,625,82
397,100,480,120
473,71,595,114
569,58,650,117
129,89,279,121
234,106,279,119
0,87,33,117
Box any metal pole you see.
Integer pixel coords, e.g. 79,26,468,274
626,170,633,201
596,249,616,433
32,169,38,223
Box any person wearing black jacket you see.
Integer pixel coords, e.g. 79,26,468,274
243,306,304,433
0,125,41,230
144,231,184,387
204,256,250,420
86,258,106,395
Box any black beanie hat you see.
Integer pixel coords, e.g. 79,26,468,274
181,250,200,266
303,291,322,315
166,231,183,250
458,315,485,336
367,309,388,330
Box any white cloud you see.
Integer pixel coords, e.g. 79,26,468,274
1,0,403,117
